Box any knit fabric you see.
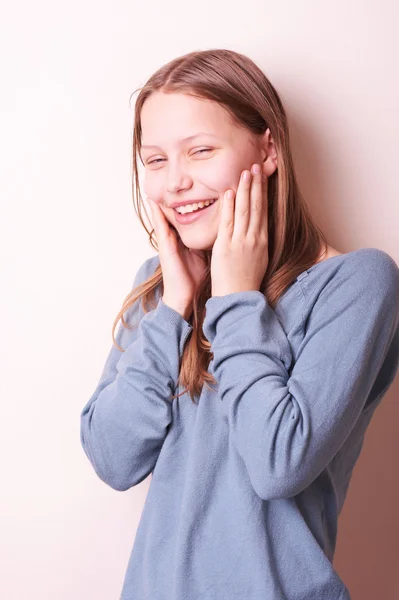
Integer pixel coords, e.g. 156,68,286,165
80,247,399,600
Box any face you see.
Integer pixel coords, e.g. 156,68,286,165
140,92,276,251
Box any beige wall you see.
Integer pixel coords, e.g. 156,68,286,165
1,0,398,598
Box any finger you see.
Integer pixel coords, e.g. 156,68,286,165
247,164,265,235
148,198,168,239
218,189,235,241
232,169,252,239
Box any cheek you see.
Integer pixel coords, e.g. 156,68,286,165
143,174,162,202
210,157,248,195
192,165,231,198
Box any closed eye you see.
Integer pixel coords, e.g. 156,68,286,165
147,148,212,165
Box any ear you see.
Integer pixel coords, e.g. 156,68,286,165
260,128,278,177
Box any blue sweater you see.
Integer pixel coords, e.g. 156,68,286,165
80,247,399,600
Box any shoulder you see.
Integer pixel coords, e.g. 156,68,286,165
132,255,161,287
298,248,399,321
304,247,398,293
350,247,399,283
334,248,398,300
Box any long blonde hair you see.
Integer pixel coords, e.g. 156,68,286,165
112,48,328,404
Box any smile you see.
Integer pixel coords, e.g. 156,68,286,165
174,198,218,224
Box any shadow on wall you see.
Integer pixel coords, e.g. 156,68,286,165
285,95,399,600
333,380,399,600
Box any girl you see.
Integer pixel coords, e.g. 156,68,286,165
80,49,399,600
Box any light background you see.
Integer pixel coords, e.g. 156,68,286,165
1,0,398,598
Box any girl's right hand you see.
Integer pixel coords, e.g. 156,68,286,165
148,198,208,321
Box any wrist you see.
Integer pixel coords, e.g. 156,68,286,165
161,297,192,322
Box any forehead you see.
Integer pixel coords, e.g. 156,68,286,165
140,92,241,147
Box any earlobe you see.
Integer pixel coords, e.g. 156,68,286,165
262,154,278,177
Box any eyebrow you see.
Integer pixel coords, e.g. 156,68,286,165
141,132,219,150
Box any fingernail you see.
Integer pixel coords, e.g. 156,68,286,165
243,170,251,182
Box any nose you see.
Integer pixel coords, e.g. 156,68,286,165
165,161,193,196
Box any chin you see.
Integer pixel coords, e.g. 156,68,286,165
179,233,216,252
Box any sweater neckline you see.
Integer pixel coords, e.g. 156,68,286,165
301,248,364,278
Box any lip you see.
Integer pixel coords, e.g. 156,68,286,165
174,199,218,224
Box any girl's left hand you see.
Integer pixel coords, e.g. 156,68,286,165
211,163,269,297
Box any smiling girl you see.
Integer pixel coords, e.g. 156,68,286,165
80,49,399,600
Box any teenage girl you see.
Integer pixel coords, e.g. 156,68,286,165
80,48,399,600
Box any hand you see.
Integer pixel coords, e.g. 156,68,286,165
148,198,207,321
211,163,269,297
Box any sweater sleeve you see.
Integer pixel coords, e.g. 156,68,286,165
202,250,399,501
80,257,193,491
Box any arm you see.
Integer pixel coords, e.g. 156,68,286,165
80,257,193,491
203,250,399,500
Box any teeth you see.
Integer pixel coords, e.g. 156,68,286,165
175,199,216,214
